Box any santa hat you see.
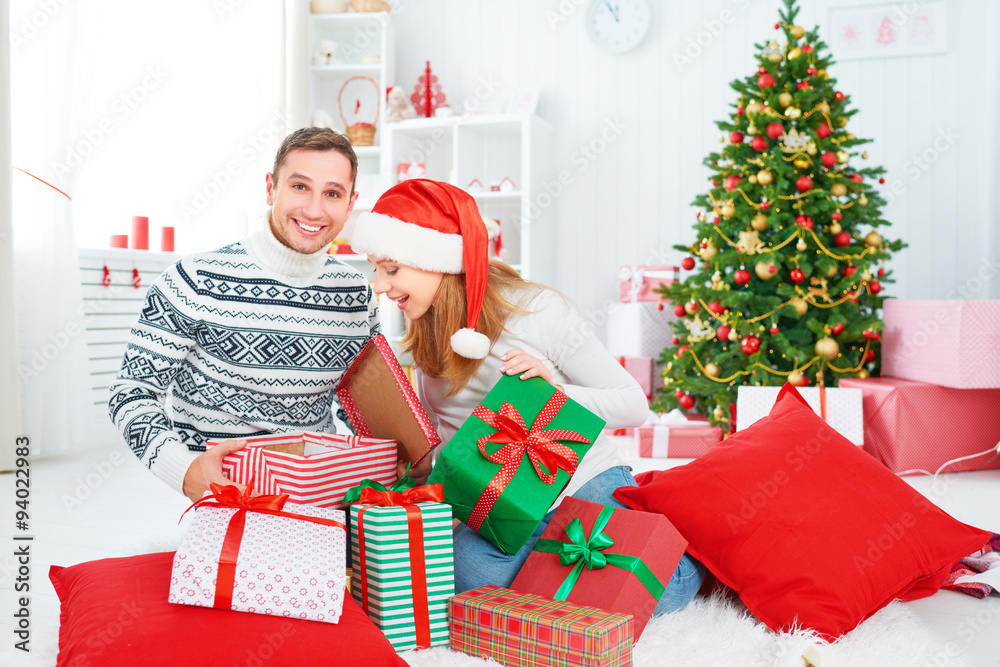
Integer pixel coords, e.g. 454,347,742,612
352,179,491,359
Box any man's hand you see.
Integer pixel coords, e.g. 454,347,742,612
182,439,247,502
396,453,433,487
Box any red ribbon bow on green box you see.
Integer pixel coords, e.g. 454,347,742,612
180,477,346,610
348,475,445,650
533,505,666,602
467,392,591,531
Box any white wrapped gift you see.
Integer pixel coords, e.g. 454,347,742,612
736,386,864,446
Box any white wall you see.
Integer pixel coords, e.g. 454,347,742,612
390,0,1000,333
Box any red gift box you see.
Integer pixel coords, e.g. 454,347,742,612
208,432,397,508
629,411,722,459
336,334,441,465
881,299,1000,389
510,497,687,640
619,266,678,304
617,355,652,400
838,377,1000,475
449,585,633,667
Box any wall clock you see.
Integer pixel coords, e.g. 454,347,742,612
586,0,652,54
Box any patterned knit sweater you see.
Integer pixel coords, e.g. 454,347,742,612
108,212,380,493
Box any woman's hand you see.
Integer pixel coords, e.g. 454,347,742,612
499,348,553,384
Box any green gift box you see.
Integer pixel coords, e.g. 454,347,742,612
428,374,606,555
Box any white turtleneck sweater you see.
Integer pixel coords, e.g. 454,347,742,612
108,211,380,493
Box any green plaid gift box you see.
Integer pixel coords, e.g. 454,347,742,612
449,585,633,667
350,502,454,651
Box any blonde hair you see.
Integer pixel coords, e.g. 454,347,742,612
404,260,541,396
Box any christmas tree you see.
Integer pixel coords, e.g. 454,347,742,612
653,0,904,430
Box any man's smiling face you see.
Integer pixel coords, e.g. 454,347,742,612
265,148,358,254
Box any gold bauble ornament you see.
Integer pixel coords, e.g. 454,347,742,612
865,231,883,247
701,241,718,261
789,297,808,316
778,92,794,107
817,101,830,114
837,151,849,164
790,25,806,39
663,377,670,388
861,270,873,281
814,336,840,361
829,222,842,234
713,406,726,420
751,212,768,231
747,124,758,135
757,169,774,185
856,369,871,379
712,271,723,284
787,47,802,60
728,329,739,342
746,100,762,114
755,260,777,280
705,362,721,378
721,203,736,218
768,52,783,64
830,183,848,197
862,152,869,159
793,157,810,169
684,301,698,315
719,136,726,143
858,194,869,206
806,141,818,155
796,239,808,252
788,371,808,386
826,264,839,278
748,174,758,185
786,107,802,119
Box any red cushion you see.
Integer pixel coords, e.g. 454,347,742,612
614,384,991,639
50,552,407,667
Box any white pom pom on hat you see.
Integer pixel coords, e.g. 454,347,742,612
351,179,492,359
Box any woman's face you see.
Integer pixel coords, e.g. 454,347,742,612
369,257,445,320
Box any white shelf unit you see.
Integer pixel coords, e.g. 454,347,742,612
378,114,554,282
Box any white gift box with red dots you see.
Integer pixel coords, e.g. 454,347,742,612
169,502,347,624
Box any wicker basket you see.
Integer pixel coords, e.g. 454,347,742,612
339,76,380,147
350,0,390,12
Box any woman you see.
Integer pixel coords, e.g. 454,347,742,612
351,178,704,614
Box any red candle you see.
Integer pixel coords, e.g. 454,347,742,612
131,216,149,250
110,234,128,249
161,226,175,252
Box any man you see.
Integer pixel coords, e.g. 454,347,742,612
109,128,379,502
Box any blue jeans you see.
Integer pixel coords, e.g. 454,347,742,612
452,466,705,615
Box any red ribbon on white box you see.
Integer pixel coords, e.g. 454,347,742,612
635,410,707,458
619,267,679,303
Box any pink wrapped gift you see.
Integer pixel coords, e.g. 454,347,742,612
619,265,678,303
606,302,676,359
617,355,653,400
736,386,864,446
208,432,397,508
170,487,348,623
838,377,1000,475
882,299,1000,389
629,410,722,459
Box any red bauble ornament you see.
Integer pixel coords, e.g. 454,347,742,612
713,216,721,225
716,324,731,341
862,328,872,339
866,350,876,362
657,301,665,311
821,152,837,168
844,265,858,277
802,44,813,54
673,304,687,317
679,394,696,410
773,22,780,29
789,268,806,284
807,66,816,75
765,122,784,140
850,173,864,184
834,231,852,247
759,66,768,74
751,136,768,152
816,122,831,139
729,131,744,144
877,267,885,277
832,210,843,221
734,269,751,285
796,81,810,90
869,280,882,295
677,344,691,357
879,177,885,184
711,178,719,187
761,201,771,210
708,300,726,314
795,176,814,192
758,73,776,89
834,91,845,101
737,107,745,115
740,335,761,355
831,322,845,336
724,174,742,192
872,331,881,341
681,256,696,270
770,325,780,334
796,215,814,229
672,336,680,345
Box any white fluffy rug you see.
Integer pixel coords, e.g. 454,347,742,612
402,590,971,667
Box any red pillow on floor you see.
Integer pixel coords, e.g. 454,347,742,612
614,383,991,639
50,552,407,667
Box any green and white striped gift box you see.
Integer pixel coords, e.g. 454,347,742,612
350,501,454,651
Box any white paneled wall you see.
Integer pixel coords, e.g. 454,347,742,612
389,0,1000,337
